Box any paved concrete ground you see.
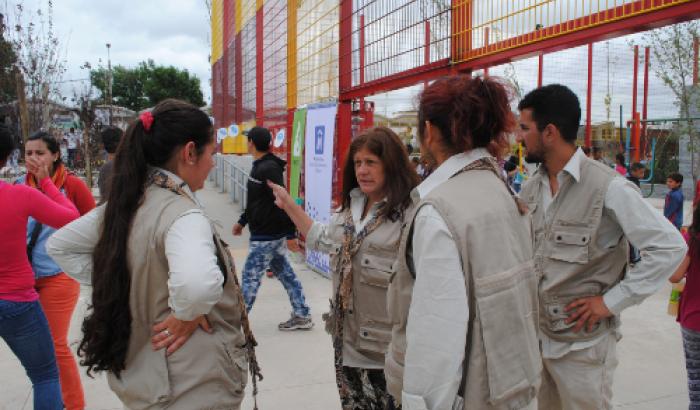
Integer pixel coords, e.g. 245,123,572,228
0,182,691,409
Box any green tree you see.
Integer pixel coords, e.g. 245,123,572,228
90,65,148,111
0,27,17,104
643,21,700,192
90,59,205,111
141,60,205,107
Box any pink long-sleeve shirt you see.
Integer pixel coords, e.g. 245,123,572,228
0,178,79,302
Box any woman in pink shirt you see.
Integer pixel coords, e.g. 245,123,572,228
0,125,79,410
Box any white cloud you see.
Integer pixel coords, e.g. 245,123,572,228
4,0,212,104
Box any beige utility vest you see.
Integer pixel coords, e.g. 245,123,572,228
386,169,540,409
107,185,248,410
327,207,410,365
521,157,628,343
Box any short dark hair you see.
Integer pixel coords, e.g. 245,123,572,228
582,146,591,156
247,126,271,152
0,124,15,165
630,162,645,171
518,84,581,142
668,172,684,184
100,126,124,154
592,146,602,154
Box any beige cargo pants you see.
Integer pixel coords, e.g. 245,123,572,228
537,333,618,410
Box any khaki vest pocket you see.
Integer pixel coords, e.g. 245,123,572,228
108,346,172,407
219,336,249,395
356,319,392,355
360,254,395,288
474,262,541,406
548,228,591,264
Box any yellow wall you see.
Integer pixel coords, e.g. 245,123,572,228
211,0,223,63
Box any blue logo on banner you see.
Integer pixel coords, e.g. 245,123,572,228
315,126,325,154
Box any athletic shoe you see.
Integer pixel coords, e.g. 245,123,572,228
278,314,314,331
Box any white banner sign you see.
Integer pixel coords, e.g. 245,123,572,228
304,104,337,275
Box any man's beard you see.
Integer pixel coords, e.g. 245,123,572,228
524,152,543,164
522,141,544,164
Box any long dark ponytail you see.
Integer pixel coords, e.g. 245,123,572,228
80,99,213,377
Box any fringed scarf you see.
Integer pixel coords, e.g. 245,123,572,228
331,208,385,408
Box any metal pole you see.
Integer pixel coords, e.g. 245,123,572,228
632,45,639,122
106,43,113,126
585,43,592,148
619,105,624,149
424,20,430,89
694,36,699,86
484,27,490,77
538,53,543,87
632,45,640,162
642,46,650,159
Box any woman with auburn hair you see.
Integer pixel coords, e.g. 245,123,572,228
18,130,95,410
47,99,261,409
269,126,419,410
385,76,540,409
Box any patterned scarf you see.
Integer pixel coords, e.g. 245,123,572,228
26,162,68,190
462,157,529,215
148,170,263,409
332,207,385,408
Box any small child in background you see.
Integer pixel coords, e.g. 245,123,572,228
627,162,646,188
665,172,685,230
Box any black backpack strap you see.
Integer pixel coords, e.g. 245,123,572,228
27,221,43,265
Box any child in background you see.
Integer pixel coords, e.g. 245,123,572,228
627,162,646,188
665,173,684,230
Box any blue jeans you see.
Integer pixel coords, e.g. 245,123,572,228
0,299,63,410
242,238,310,318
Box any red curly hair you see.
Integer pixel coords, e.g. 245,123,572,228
417,75,515,159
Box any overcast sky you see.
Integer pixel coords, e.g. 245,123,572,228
3,1,686,126
3,0,212,104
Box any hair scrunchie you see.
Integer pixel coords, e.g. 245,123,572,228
140,111,154,132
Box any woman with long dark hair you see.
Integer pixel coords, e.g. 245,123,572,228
0,124,79,410
47,99,261,409
269,127,419,410
18,131,94,410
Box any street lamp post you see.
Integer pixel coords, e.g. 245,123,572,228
106,43,113,126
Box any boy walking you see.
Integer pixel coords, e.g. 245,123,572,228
233,127,313,330
665,173,684,230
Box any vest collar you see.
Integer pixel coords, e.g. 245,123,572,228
536,147,586,184
414,148,491,199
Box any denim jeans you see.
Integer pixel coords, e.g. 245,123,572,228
0,299,63,410
242,238,311,318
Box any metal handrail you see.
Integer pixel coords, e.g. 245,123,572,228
210,154,250,209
